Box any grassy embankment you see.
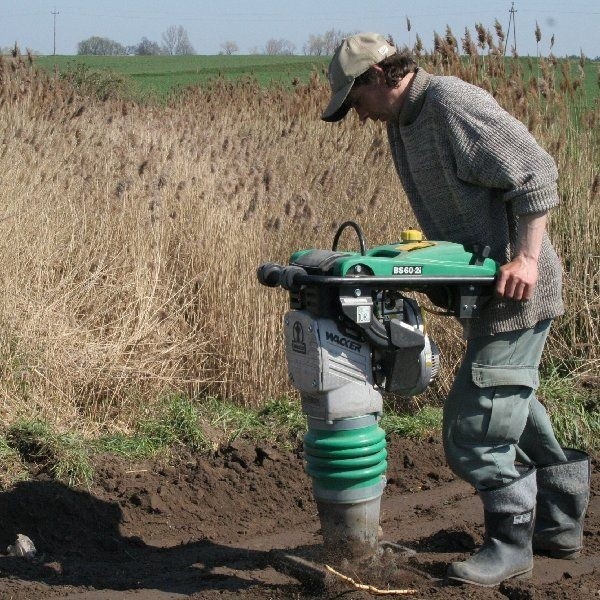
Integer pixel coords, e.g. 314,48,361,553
1,28,598,487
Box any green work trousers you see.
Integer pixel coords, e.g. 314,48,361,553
443,319,566,491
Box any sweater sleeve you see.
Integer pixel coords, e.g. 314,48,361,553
443,87,560,215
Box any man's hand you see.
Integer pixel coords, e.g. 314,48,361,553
496,255,539,300
495,211,548,301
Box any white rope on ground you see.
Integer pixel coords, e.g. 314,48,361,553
324,564,418,596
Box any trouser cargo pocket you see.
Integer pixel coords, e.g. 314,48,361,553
471,364,539,390
455,364,539,445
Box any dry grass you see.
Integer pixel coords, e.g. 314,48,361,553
0,29,597,433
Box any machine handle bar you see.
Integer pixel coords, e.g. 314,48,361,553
291,273,496,287
257,263,495,290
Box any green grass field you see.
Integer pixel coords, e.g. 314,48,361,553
35,54,330,100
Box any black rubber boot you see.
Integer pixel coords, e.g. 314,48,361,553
447,468,536,587
533,448,590,559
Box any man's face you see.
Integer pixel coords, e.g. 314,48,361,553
346,77,398,124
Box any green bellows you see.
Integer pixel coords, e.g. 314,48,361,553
304,424,387,490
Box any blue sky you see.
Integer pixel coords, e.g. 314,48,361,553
3,1,599,57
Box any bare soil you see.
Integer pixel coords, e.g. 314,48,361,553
0,435,597,599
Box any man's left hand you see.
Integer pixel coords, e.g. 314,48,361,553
495,255,539,301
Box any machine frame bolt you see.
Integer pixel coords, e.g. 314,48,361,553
354,288,362,297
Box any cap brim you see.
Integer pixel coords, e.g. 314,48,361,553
321,79,354,122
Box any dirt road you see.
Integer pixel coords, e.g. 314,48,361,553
0,436,597,598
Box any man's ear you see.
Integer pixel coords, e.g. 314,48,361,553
372,64,385,81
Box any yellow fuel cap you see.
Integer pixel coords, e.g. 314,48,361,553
401,229,423,242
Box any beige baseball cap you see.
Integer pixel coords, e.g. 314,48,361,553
322,32,397,122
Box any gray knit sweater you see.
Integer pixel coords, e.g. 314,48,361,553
387,68,564,338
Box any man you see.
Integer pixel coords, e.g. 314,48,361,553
321,32,590,587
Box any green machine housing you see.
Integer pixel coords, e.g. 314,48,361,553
285,234,498,321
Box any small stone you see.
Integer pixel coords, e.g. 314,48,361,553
7,534,36,559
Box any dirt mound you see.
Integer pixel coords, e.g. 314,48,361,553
0,435,597,598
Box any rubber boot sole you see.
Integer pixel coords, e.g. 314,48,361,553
534,548,581,560
448,567,532,588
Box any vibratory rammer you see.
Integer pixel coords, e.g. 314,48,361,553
257,221,499,561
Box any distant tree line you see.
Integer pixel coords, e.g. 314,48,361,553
77,25,195,56
302,29,354,55
77,28,357,56
247,29,355,56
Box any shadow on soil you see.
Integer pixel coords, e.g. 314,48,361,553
412,529,476,553
0,479,313,595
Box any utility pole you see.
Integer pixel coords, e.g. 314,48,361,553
51,8,59,55
504,2,517,56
